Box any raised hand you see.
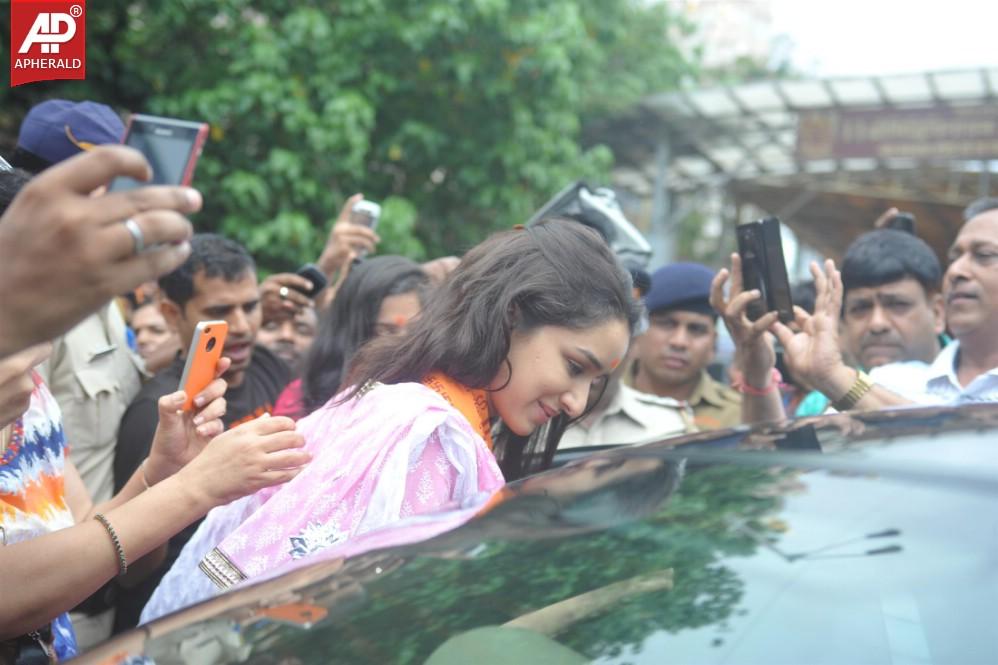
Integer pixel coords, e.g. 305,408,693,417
260,273,315,323
872,207,900,229
0,146,201,359
771,259,847,393
710,253,780,384
317,193,380,276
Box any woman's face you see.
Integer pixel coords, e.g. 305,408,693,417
373,292,422,337
489,321,630,436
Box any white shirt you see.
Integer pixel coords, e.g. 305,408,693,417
871,341,998,405
868,360,934,403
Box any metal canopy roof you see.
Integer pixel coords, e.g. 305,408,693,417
595,69,998,262
642,68,998,191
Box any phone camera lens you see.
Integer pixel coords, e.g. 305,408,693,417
206,337,216,352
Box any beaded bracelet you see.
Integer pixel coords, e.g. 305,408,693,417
93,513,128,576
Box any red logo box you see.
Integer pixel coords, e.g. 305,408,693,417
10,0,86,87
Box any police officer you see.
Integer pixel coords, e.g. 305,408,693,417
560,344,694,448
630,263,741,431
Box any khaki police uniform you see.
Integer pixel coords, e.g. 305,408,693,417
686,370,742,431
560,383,695,448
37,303,144,503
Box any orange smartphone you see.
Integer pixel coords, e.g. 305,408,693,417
178,321,228,411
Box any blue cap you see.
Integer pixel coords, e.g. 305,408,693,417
644,262,717,316
15,99,124,170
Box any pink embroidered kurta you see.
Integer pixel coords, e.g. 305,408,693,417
142,382,504,622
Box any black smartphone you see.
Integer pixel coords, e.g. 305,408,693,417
294,264,328,298
108,114,209,192
884,212,916,234
736,217,794,324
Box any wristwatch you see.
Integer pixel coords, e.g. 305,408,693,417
832,369,874,411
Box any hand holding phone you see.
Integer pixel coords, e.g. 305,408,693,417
884,212,916,234
349,200,381,260
109,114,209,192
260,274,315,325
178,321,228,411
736,218,794,324
349,200,381,231
294,264,328,298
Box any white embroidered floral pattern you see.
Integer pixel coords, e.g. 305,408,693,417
288,520,348,560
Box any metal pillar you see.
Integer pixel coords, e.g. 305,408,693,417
650,138,673,268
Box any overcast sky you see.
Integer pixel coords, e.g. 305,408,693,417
770,0,998,77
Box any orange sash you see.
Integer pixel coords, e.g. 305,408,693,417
422,372,493,450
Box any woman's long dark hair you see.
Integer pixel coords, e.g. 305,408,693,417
347,219,642,479
301,256,428,415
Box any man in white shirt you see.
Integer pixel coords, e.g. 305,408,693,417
873,198,998,404
911,341,998,403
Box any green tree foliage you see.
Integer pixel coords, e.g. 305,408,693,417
1,1,694,271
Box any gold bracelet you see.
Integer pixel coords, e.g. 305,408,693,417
93,513,128,576
832,370,874,412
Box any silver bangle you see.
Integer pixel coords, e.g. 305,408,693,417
94,513,128,576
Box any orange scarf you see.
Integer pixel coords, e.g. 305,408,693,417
422,372,493,450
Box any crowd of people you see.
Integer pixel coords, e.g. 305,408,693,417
1,97,997,662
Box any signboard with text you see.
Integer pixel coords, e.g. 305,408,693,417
796,105,998,161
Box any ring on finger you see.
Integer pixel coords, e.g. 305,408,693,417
124,218,145,254
279,286,290,300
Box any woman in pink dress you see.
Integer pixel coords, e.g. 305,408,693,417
143,219,641,620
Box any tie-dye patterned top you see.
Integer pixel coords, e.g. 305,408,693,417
0,371,78,660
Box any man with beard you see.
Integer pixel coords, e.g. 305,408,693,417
630,263,741,431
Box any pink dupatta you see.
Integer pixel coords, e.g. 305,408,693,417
196,380,504,591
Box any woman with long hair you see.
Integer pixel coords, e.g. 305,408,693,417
273,256,429,420
143,219,641,620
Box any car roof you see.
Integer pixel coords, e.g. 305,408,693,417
81,403,998,664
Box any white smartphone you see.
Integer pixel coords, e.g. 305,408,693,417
350,200,381,232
